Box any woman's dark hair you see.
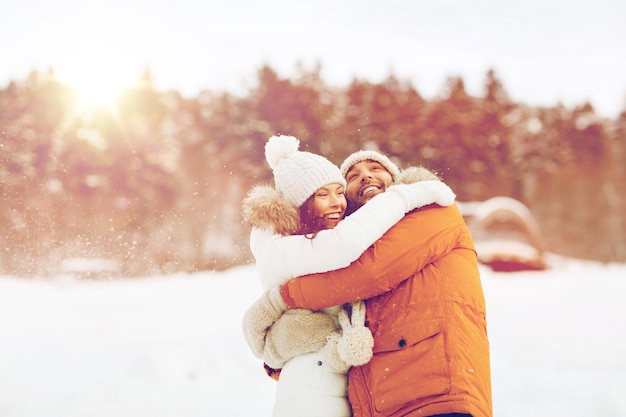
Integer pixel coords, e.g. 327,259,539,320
298,195,326,238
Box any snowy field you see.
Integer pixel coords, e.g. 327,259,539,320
1,254,625,417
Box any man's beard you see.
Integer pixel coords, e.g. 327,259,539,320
346,184,385,215
345,199,366,216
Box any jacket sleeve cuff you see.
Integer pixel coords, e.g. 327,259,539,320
280,284,297,308
264,363,281,381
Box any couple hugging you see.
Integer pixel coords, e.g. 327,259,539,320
242,135,492,417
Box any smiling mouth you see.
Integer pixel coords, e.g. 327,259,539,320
324,213,342,221
359,185,380,197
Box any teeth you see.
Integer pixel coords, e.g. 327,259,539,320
362,186,378,195
325,213,341,220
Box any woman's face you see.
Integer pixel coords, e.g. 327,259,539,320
311,183,347,229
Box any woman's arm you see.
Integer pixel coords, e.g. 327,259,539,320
280,205,472,310
253,180,455,288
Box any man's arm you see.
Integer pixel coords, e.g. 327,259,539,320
252,180,455,288
281,205,473,311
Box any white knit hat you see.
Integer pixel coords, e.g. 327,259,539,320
340,150,401,182
265,135,346,208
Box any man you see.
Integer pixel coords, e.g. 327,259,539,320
245,150,493,417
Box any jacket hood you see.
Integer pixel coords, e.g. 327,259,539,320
242,185,301,236
242,166,441,236
396,166,441,183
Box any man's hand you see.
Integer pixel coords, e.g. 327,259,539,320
242,287,288,358
336,301,374,366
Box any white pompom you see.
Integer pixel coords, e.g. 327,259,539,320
265,135,300,169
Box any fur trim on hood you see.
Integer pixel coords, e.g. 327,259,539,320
396,166,441,184
242,166,440,236
242,185,301,236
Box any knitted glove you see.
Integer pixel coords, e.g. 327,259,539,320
242,287,288,359
336,301,374,367
387,180,456,212
264,309,337,369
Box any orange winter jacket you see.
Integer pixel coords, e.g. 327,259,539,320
281,204,492,417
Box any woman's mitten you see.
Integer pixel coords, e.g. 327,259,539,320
387,180,456,211
337,301,374,366
242,287,289,359
264,309,336,369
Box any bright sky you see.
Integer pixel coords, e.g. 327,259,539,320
2,0,625,117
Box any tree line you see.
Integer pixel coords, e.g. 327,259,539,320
1,64,625,277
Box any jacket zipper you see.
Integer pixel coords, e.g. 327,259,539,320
353,366,376,416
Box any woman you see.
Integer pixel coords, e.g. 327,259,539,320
242,135,455,417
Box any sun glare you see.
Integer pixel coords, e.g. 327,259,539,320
55,60,141,149
58,64,137,113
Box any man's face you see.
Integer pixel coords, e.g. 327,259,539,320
344,160,394,209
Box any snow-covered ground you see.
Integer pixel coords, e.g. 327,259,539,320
1,255,625,417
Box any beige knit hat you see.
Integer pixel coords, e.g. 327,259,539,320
265,135,346,208
339,150,401,182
